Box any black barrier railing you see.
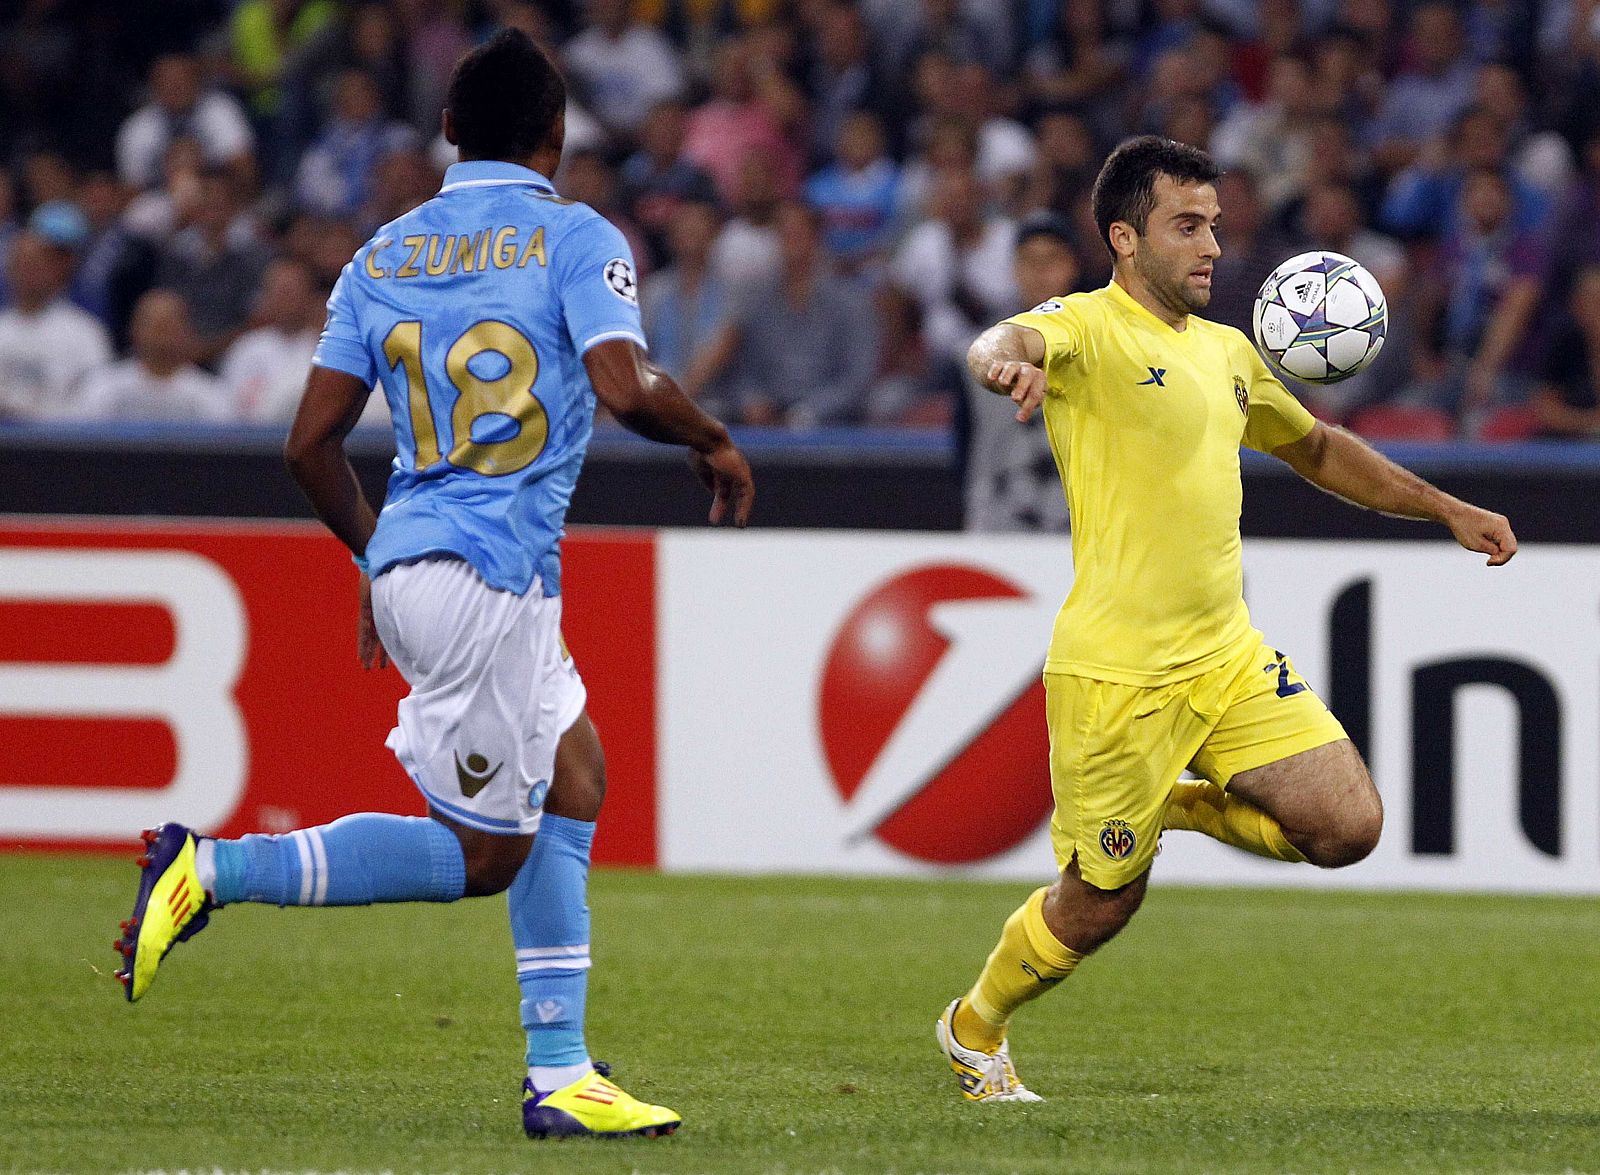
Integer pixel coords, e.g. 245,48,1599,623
4,423,1599,540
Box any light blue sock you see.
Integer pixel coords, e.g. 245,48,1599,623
510,814,595,1091
209,814,466,907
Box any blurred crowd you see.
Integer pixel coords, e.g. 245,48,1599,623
3,0,1600,445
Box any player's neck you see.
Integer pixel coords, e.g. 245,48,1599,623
458,150,561,181
1112,269,1189,332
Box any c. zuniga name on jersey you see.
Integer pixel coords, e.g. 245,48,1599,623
365,227,550,280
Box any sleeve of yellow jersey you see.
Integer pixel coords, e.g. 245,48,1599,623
1241,341,1317,454
1001,298,1085,390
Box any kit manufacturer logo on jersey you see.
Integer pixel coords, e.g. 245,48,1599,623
455,751,502,798
603,257,637,304
1137,366,1167,387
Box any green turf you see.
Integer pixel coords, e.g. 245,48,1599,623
2,854,1598,1174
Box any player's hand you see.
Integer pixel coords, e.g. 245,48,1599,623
987,360,1048,423
690,441,755,527
1446,504,1518,566
357,573,389,669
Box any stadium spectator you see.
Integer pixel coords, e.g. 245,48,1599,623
804,111,900,276
1017,107,1099,219
961,211,1077,532
563,0,686,136
1380,105,1550,243
645,199,733,415
620,99,719,268
219,257,325,423
891,166,1018,365
1211,52,1320,213
229,0,339,121
1368,2,1478,174
115,54,255,192
868,284,953,426
1546,127,1600,295
154,169,272,363
1474,63,1574,200
909,54,1035,200
1308,23,1385,134
1532,265,1600,438
691,202,877,427
0,174,17,307
295,70,420,219
1408,167,1544,418
68,175,135,326
806,2,897,163
75,290,228,423
0,231,112,420
682,37,804,205
867,0,1012,78
20,149,76,209
897,114,981,225
1021,0,1130,126
708,147,784,291
121,139,208,248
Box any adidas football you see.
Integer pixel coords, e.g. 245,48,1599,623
1252,251,1387,384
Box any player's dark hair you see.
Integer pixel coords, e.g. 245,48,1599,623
1091,135,1221,257
446,28,566,162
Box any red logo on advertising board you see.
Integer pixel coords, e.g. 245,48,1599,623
817,565,1053,863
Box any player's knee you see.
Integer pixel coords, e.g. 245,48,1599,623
1307,794,1383,869
440,819,533,896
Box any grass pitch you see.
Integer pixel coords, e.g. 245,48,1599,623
1,855,1598,1174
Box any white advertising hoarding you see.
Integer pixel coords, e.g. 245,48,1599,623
659,534,1600,894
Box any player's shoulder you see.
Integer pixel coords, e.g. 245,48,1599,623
1011,289,1098,325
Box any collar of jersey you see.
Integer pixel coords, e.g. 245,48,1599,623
439,160,555,195
1103,278,1194,338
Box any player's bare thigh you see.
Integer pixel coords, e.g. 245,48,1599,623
1225,739,1383,868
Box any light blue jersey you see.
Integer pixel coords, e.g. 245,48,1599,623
313,160,645,596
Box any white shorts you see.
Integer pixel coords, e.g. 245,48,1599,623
371,556,586,836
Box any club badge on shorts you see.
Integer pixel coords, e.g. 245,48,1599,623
1100,818,1137,860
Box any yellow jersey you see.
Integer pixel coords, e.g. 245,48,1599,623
1003,280,1315,685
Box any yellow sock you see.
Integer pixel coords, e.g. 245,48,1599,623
954,887,1084,1052
1164,781,1306,862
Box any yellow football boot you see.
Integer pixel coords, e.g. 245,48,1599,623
522,1063,681,1138
114,824,215,1001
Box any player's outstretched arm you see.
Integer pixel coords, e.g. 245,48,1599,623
584,339,754,527
967,323,1049,423
1273,422,1518,566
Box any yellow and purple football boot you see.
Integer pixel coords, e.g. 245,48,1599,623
113,823,216,1001
522,1062,681,1139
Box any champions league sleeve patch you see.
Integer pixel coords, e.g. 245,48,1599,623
603,257,638,305
1029,300,1064,314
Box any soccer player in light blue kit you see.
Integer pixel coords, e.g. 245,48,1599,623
114,29,753,1140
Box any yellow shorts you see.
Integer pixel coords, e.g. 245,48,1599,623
1045,632,1348,889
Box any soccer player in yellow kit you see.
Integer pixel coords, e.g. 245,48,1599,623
936,137,1519,1102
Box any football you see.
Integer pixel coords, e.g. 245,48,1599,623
1252,251,1387,384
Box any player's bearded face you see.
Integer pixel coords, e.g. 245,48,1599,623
1132,179,1221,318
